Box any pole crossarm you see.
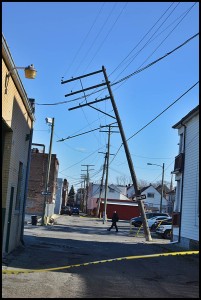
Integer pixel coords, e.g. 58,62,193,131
65,82,107,97
61,69,103,84
68,96,110,111
63,65,152,241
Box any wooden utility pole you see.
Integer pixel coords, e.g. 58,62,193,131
81,165,94,214
100,124,117,223
96,153,107,217
102,66,152,241
42,117,54,226
61,66,152,241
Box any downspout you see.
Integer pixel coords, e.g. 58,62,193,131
178,122,186,243
20,125,33,245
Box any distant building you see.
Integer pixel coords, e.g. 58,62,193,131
87,183,139,220
26,148,59,216
127,184,168,213
54,178,63,214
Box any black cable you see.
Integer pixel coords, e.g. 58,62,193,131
109,81,199,164
36,32,198,106
109,2,176,78
127,81,199,142
111,33,199,87
62,2,106,78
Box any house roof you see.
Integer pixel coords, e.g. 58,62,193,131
172,105,199,129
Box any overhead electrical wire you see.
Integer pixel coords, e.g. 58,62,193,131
71,2,117,79
109,81,199,164
115,1,198,85
111,2,198,83
35,32,198,106
62,2,106,79
109,2,176,78
82,2,128,74
85,1,180,100
111,33,199,87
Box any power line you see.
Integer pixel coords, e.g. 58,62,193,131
62,2,106,78
109,2,176,78
72,2,117,78
111,33,199,87
126,81,199,142
82,2,128,74
35,32,198,106
111,2,198,83
109,81,199,164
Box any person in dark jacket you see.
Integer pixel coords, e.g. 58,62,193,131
107,211,119,232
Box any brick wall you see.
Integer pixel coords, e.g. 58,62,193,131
26,151,59,215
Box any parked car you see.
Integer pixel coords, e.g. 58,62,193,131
151,217,172,231
155,221,172,239
71,207,79,215
147,216,171,229
130,212,169,227
60,206,72,215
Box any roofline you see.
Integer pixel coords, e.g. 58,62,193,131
2,33,35,122
172,105,199,129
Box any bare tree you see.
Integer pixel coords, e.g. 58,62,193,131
115,175,130,185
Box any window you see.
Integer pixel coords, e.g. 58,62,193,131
147,193,154,198
15,162,23,210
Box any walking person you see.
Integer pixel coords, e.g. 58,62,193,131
107,211,119,232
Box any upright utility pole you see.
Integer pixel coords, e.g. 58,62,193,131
160,163,165,213
100,124,117,223
103,128,110,224
81,165,94,214
96,153,107,217
42,117,54,226
80,176,86,212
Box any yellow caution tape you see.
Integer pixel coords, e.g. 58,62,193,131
2,250,199,275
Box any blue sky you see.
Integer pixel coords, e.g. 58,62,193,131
2,2,199,190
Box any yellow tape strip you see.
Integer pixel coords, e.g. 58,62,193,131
2,250,199,275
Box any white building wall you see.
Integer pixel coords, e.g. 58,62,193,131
143,185,167,212
54,178,63,214
180,114,199,242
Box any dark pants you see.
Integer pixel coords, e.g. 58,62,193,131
108,221,118,232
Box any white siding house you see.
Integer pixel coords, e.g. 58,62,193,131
139,185,167,212
172,105,199,250
87,183,129,213
54,178,63,214
127,184,168,212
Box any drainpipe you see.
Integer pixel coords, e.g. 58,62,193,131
178,122,186,243
20,126,33,245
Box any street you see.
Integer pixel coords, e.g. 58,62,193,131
2,214,199,298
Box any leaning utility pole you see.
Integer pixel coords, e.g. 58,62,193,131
61,66,152,241
102,66,152,241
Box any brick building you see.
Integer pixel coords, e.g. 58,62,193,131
26,147,59,216
2,33,35,254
